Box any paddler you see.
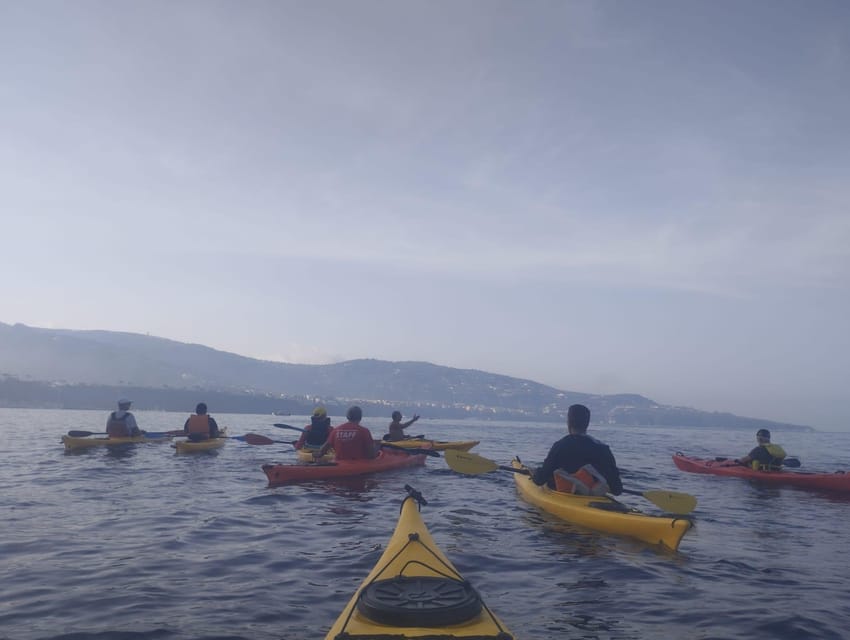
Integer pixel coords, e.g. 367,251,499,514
294,406,333,450
531,404,623,496
106,398,143,438
183,402,220,441
728,428,786,470
383,410,421,441
314,406,379,461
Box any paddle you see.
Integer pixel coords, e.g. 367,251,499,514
66,430,179,438
273,423,304,432
444,450,697,515
714,456,801,468
239,434,298,446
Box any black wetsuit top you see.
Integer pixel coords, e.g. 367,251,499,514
305,416,332,447
532,433,623,495
747,444,784,469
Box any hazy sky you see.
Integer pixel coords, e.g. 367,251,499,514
1,1,848,429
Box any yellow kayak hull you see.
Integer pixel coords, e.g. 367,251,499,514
326,493,513,639
512,459,691,551
386,438,480,452
173,428,228,453
296,447,334,463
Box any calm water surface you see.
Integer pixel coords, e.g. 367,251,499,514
2,408,849,639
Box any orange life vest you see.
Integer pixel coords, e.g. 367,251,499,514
553,465,610,496
186,414,211,438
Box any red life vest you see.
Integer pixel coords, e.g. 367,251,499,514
186,414,211,438
553,465,610,496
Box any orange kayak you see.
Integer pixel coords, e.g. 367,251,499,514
263,448,428,486
673,453,850,493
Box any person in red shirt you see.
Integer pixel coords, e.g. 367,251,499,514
315,406,378,461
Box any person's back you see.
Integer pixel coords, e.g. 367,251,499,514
320,406,376,461
184,402,219,440
532,404,623,495
296,408,332,449
385,410,420,442
106,399,141,437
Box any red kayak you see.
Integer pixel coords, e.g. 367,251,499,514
262,448,428,486
673,453,850,493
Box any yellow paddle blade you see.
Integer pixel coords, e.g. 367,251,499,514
636,490,697,515
444,450,499,474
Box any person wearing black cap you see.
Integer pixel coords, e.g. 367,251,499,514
531,404,623,496
733,429,786,470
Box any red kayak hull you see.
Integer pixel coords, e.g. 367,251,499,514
673,454,850,493
262,449,427,486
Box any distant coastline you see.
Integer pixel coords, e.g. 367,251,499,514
0,375,814,431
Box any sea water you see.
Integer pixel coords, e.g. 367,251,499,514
1,408,849,639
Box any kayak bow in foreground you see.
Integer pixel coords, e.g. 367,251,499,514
325,485,513,639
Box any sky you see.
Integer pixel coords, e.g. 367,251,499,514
1,1,848,430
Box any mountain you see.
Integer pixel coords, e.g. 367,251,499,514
0,321,813,430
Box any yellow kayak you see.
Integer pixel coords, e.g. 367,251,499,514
295,447,334,463
511,459,692,551
326,487,514,639
173,427,228,454
62,434,172,450
384,438,480,452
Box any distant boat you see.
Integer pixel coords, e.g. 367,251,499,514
272,411,291,416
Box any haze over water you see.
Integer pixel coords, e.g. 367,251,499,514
2,408,850,639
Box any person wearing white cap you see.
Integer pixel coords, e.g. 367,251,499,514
106,398,142,438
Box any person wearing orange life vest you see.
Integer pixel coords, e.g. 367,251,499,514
183,402,220,441
532,404,623,496
106,399,143,438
